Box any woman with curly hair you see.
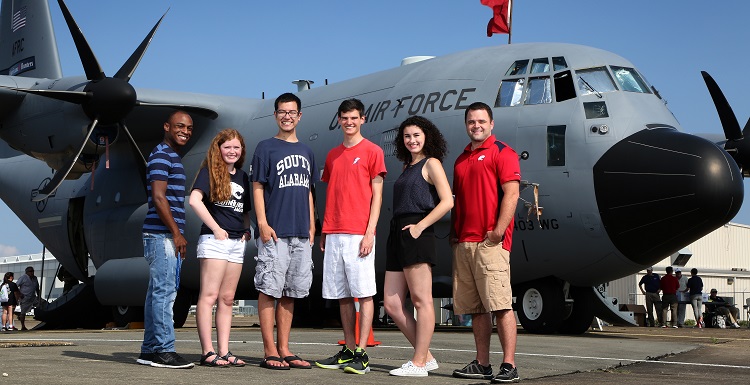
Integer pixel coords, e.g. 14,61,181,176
384,115,453,377
189,128,251,367
1,272,19,331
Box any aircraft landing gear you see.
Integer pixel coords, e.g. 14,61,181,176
515,278,564,334
558,286,595,334
112,305,144,327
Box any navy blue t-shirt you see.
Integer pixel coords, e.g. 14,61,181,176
143,142,186,234
192,167,251,239
251,138,317,238
686,276,703,296
639,273,661,293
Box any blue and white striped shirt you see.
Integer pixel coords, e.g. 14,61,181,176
142,142,186,234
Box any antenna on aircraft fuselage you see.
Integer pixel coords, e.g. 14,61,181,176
292,80,314,92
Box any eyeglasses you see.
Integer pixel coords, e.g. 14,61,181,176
276,110,299,118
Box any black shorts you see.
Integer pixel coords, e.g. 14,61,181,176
386,214,436,271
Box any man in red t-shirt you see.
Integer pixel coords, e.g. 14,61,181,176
451,102,521,383
314,99,387,375
660,266,680,328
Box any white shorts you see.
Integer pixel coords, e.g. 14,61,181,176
196,235,245,264
322,234,376,299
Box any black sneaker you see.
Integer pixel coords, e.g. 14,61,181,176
136,352,154,366
452,359,492,379
315,346,355,369
491,363,520,383
343,348,370,374
150,352,195,369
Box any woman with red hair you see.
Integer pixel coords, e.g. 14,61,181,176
189,128,251,367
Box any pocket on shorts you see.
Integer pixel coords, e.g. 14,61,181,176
254,239,277,288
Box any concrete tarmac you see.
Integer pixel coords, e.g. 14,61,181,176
1,317,749,384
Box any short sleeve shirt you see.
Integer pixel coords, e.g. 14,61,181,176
321,139,387,235
142,142,186,234
453,135,521,250
191,167,251,239
251,138,317,238
639,273,661,293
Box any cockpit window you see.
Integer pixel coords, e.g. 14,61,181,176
495,78,525,107
525,77,552,105
530,58,550,73
505,60,529,76
576,67,617,96
610,66,652,93
552,56,568,71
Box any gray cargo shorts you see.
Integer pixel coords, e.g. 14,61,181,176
254,236,313,299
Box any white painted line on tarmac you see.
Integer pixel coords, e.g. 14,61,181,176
3,337,749,370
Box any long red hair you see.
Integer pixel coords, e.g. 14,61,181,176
200,128,246,202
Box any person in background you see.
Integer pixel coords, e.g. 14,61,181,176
1,272,19,331
706,288,741,328
660,266,679,328
685,268,704,328
675,268,688,327
15,266,38,331
638,267,662,327
190,128,251,367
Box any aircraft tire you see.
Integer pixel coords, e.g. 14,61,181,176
558,286,595,334
111,305,144,327
515,278,564,334
173,289,193,328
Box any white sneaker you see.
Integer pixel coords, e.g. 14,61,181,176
390,361,428,377
425,358,439,371
732,323,741,329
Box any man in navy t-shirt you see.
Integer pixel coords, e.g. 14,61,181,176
639,267,662,327
251,93,317,369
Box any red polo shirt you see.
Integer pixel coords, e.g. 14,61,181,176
453,135,521,250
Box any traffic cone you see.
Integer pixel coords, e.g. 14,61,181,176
338,298,381,347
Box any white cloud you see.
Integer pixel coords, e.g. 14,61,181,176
0,244,19,257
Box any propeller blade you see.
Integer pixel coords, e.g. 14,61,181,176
0,85,90,104
57,0,105,81
135,100,219,119
119,122,148,192
33,119,100,202
701,71,742,141
114,10,169,82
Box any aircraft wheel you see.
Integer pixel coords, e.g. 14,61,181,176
112,305,144,327
515,278,564,334
558,286,595,334
173,289,193,328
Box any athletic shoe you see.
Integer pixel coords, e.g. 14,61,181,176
672,325,678,328
452,359,492,379
137,352,154,365
731,323,741,329
315,346,355,369
425,358,439,371
150,352,194,369
390,360,428,377
343,348,370,374
491,363,520,383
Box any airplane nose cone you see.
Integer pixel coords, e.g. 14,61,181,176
593,126,743,265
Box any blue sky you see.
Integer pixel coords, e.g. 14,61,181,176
1,0,749,256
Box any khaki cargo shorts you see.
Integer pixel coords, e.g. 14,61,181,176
452,240,512,314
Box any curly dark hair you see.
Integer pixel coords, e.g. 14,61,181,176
393,115,448,164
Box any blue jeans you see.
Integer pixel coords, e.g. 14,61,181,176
141,233,180,353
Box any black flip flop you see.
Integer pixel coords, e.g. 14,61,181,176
284,355,312,369
260,356,290,370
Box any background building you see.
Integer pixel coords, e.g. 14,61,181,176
608,222,750,324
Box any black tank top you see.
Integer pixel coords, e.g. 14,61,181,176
393,158,439,216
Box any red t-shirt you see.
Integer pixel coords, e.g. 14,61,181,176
453,135,521,250
321,138,387,234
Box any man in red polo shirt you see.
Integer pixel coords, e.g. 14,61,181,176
451,102,521,384
660,266,680,328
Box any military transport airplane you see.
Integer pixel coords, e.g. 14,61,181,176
0,0,746,333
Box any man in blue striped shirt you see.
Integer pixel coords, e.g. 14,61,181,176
138,110,195,369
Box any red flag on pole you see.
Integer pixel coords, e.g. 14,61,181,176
481,0,511,37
